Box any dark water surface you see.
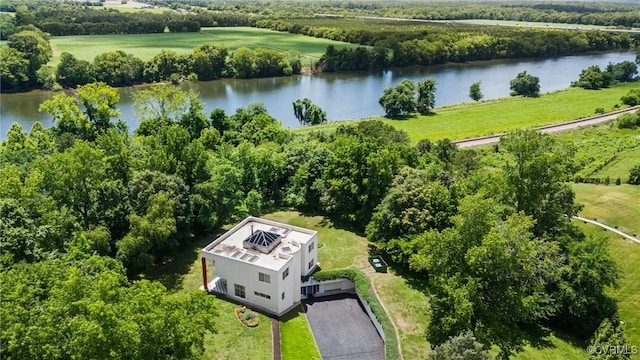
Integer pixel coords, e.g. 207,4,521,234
1,51,635,137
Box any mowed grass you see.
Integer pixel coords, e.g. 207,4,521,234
295,82,640,142
48,27,364,65
279,306,321,360
145,232,272,360
573,183,640,236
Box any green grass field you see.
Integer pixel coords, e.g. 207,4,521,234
573,183,640,237
551,123,640,180
48,27,364,65
295,82,640,143
596,147,640,180
279,306,321,360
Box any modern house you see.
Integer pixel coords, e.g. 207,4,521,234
201,216,319,316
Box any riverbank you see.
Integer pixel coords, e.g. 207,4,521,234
294,80,640,142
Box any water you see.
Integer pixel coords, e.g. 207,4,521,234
1,51,636,137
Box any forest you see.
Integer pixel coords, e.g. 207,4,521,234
2,78,638,358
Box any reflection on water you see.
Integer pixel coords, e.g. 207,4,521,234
1,51,635,137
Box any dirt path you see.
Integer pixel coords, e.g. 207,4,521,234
454,106,640,148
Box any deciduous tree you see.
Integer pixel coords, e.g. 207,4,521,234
509,71,540,97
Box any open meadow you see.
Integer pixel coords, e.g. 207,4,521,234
48,27,364,65
295,81,640,143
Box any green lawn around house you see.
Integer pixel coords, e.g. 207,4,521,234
295,82,640,143
48,27,364,65
279,306,322,360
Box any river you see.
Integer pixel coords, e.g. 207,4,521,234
0,51,636,137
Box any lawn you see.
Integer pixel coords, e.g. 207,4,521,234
279,306,321,360
573,183,640,237
48,27,364,65
295,82,640,143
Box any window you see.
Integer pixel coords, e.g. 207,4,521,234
254,291,271,300
282,292,285,300
308,241,314,252
259,272,270,283
308,259,314,270
282,267,289,280
234,284,245,298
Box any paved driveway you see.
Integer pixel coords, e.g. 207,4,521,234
304,294,384,360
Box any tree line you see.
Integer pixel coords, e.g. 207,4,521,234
0,28,302,92
1,80,631,358
300,20,635,71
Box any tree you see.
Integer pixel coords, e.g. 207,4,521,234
510,71,540,97
589,316,631,360
76,82,120,134
133,85,189,133
428,331,492,360
144,49,181,82
414,198,562,359
571,65,612,89
500,130,580,237
6,30,52,84
416,78,437,114
229,47,256,78
56,52,93,87
0,255,218,359
93,50,143,86
0,46,30,91
629,164,640,185
192,44,228,81
606,61,638,83
366,167,458,245
379,79,416,118
469,81,483,101
292,98,327,126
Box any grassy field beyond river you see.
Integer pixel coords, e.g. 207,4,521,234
296,81,640,142
48,27,364,65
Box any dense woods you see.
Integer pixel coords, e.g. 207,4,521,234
1,80,633,357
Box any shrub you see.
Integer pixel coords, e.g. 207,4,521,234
594,107,605,114
616,111,640,129
629,164,640,185
235,307,260,327
620,88,640,106
615,177,621,185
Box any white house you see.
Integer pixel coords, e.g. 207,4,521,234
201,217,318,316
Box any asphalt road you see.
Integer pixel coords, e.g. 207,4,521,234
454,106,640,148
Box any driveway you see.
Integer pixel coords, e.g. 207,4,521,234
304,294,385,360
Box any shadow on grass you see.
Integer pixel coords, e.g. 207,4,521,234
144,229,226,292
280,305,306,323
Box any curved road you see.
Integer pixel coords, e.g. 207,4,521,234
454,106,640,148
574,216,640,245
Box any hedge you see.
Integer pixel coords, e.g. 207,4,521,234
313,269,400,360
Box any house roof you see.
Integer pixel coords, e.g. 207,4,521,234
202,217,317,271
